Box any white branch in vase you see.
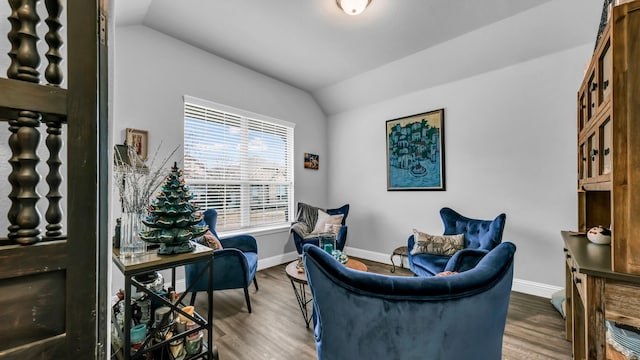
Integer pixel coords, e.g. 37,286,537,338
114,143,180,212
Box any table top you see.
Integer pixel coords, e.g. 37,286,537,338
345,258,368,272
112,242,213,275
561,230,640,283
285,257,368,284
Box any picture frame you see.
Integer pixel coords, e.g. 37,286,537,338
125,128,148,161
304,153,319,170
386,109,445,191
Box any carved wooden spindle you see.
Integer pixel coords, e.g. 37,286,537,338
14,111,43,245
45,121,63,239
6,0,44,244
7,0,24,240
7,0,22,78
43,0,65,239
44,0,63,85
16,0,41,83
7,119,20,241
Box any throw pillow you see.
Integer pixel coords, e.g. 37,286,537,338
312,209,344,234
323,223,342,235
197,230,223,250
435,271,459,277
410,229,464,256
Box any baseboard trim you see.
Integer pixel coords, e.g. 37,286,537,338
345,246,408,268
512,279,562,299
258,251,299,270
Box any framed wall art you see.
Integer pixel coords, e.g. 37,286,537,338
125,128,148,161
386,109,445,191
304,153,319,170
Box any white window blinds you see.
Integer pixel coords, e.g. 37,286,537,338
183,97,294,232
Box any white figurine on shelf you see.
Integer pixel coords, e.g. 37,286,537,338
587,225,612,245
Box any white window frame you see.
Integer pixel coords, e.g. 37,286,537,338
183,95,295,234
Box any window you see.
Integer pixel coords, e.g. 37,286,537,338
183,96,294,232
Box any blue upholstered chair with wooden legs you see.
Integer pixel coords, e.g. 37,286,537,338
185,209,259,313
303,242,516,360
408,207,506,277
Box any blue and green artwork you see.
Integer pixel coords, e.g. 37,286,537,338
386,109,445,191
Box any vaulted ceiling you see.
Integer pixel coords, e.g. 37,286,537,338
114,0,603,114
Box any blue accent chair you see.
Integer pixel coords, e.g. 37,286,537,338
408,207,507,277
291,203,349,254
303,242,516,360
185,209,259,312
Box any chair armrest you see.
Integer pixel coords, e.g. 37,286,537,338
444,248,489,273
219,234,258,253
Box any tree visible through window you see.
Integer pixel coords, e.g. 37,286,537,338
183,96,294,232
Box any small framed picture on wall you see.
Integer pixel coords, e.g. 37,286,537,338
304,153,319,170
125,128,148,161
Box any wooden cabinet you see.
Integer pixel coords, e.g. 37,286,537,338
562,232,640,360
567,2,640,358
577,0,640,275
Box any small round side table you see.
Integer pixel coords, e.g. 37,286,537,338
390,245,408,273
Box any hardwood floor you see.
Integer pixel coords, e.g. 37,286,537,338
193,258,571,359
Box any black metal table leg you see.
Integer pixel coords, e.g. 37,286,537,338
289,279,313,328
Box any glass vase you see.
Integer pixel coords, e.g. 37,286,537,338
120,210,146,258
319,232,336,254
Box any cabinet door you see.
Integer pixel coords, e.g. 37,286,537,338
587,133,597,179
599,40,612,104
0,1,105,358
600,117,612,175
587,71,597,121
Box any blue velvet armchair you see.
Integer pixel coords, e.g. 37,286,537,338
185,209,259,313
290,203,349,254
303,242,516,360
408,207,507,276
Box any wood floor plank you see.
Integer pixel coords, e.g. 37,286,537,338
193,257,571,359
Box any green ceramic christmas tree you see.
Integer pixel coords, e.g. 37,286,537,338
140,162,208,254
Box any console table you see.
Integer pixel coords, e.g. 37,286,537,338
112,243,217,359
562,231,640,359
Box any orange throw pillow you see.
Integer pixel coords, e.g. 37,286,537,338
435,271,458,277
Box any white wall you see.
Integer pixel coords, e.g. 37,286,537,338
329,44,591,289
112,25,328,291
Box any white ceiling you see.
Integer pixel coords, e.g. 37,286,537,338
114,0,603,113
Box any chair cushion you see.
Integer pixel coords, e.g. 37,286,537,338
410,229,464,256
410,253,450,276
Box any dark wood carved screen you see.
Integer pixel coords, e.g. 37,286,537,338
0,0,106,358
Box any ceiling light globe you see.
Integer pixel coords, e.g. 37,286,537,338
337,0,371,16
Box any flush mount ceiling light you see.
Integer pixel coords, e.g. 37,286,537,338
336,0,372,16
